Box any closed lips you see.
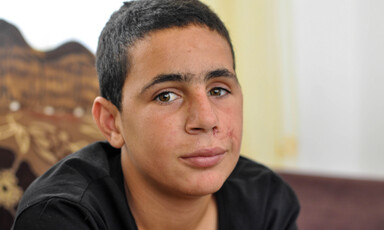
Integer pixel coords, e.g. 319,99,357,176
180,147,226,168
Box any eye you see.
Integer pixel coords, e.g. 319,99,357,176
208,87,230,97
155,91,180,103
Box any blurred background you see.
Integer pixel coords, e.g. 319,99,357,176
203,0,384,180
1,0,383,178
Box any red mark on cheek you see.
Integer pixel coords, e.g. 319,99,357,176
227,129,234,139
217,128,234,140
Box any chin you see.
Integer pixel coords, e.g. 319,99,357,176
172,154,239,198
180,171,229,197
183,186,222,198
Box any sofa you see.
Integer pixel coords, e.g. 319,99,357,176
280,171,384,229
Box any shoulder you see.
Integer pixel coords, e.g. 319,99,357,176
217,156,300,230
12,197,101,230
15,141,121,221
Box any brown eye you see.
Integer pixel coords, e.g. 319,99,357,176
209,88,229,97
155,91,179,103
158,92,171,102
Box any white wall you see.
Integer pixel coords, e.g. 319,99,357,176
357,1,384,177
0,0,124,53
293,0,384,178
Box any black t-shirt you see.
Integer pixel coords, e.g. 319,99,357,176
12,141,299,230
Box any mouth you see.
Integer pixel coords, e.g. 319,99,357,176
179,147,226,168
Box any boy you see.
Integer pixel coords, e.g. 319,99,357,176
13,0,299,229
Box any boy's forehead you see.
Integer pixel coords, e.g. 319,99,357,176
122,25,236,93
129,26,233,64
128,25,234,66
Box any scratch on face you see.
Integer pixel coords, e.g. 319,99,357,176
215,128,234,141
226,129,234,139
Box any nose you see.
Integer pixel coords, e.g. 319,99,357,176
185,93,219,135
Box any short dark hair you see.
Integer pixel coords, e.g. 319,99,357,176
96,0,235,110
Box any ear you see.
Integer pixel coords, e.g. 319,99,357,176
92,96,125,148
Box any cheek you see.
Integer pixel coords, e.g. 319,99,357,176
164,128,180,148
127,118,176,169
221,103,243,146
141,113,181,150
225,126,242,150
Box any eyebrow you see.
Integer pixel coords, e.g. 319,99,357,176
140,68,237,94
140,73,191,94
205,68,237,82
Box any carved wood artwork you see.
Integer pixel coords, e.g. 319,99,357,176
0,19,103,229
0,19,99,114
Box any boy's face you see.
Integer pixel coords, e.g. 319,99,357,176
118,25,243,197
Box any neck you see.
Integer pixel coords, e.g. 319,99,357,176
125,184,217,230
121,156,218,230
